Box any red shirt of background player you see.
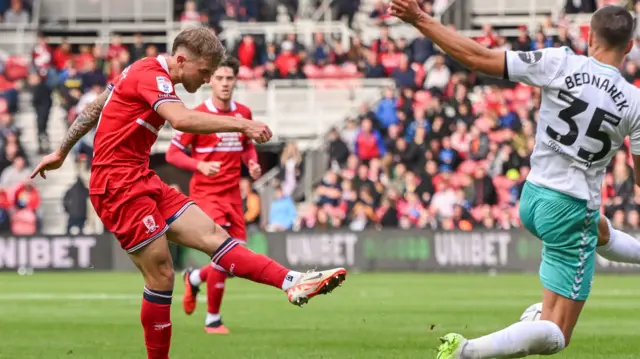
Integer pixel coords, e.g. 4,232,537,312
165,99,258,239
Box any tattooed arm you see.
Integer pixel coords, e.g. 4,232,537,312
31,87,112,179
59,87,111,157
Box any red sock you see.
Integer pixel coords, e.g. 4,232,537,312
207,268,227,315
199,264,215,282
141,287,172,359
211,239,289,289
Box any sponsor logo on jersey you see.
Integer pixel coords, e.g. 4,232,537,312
156,76,173,94
142,215,159,233
518,51,543,64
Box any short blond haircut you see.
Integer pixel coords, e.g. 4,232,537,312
172,27,226,65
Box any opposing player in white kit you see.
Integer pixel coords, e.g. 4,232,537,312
390,1,640,358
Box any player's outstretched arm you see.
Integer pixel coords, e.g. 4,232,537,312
157,102,273,144
390,0,505,78
30,87,112,179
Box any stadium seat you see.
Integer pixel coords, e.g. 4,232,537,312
303,64,322,79
238,66,255,80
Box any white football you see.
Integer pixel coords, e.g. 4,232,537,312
519,302,543,321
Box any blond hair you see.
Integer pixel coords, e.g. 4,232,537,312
172,27,226,65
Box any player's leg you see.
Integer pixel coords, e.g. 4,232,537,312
159,185,346,306
595,216,640,263
129,236,175,359
437,182,592,359
91,186,175,359
180,205,227,316
200,203,247,333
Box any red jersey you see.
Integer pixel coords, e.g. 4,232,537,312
90,56,182,194
166,99,257,204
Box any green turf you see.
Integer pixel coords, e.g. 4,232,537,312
1,272,638,358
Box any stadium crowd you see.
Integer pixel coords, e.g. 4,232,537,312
266,5,640,232
0,0,638,236
0,0,43,235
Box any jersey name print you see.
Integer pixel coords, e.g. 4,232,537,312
505,46,640,209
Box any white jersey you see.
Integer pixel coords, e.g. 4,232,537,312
505,47,640,209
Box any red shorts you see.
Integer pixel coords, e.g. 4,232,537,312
90,173,194,253
196,200,246,241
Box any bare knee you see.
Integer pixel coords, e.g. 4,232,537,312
597,216,610,247
198,223,231,255
130,238,175,290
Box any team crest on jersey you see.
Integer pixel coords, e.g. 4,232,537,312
156,76,173,94
518,51,543,65
142,215,159,233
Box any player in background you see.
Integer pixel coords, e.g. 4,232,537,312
165,56,261,334
390,2,640,359
31,27,347,359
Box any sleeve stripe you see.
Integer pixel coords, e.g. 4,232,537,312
171,139,186,150
152,98,182,112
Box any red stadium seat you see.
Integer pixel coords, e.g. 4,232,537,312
4,55,29,81
238,66,254,80
322,64,341,78
253,66,265,78
303,64,322,79
341,63,359,77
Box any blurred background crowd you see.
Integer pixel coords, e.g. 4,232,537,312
0,0,639,236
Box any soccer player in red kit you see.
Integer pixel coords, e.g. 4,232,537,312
31,27,346,359
165,57,260,334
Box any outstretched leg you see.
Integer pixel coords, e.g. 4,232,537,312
596,216,640,263
169,205,346,307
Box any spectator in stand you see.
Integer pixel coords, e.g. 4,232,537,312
4,0,29,24
409,33,435,63
391,54,416,89
311,32,331,66
512,26,532,52
28,71,55,154
74,45,95,71
369,1,391,26
0,155,29,190
63,176,89,234
279,142,303,197
423,54,450,95
235,34,259,68
180,0,204,29
275,41,300,77
52,39,71,71
80,58,107,93
130,33,146,62
267,186,297,231
0,187,11,233
354,118,386,162
327,127,350,168
59,65,83,124
240,178,261,230
376,87,399,131
332,0,360,29
363,50,386,78
371,24,394,58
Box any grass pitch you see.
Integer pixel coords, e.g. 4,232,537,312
0,272,638,358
